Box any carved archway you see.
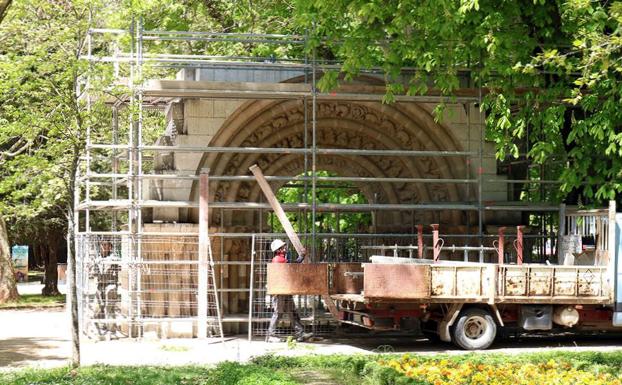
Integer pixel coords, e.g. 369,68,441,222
189,97,469,231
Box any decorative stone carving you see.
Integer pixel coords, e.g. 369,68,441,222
154,135,175,172
208,101,455,210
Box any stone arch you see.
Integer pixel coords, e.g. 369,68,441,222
189,84,469,231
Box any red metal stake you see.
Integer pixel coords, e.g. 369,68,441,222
417,224,424,259
515,225,525,265
497,227,506,265
431,224,440,262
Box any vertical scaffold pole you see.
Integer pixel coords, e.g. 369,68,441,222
557,203,566,262
311,26,317,262
247,234,256,341
198,168,210,339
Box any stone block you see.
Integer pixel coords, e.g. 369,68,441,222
176,68,196,81
176,134,213,146
447,123,485,143
184,99,213,118
206,118,226,135
165,102,184,121
213,99,244,118
225,99,244,117
161,178,194,190
174,152,203,172
441,104,468,124
162,187,192,201
184,117,225,136
197,99,214,117
213,100,229,118
153,207,179,222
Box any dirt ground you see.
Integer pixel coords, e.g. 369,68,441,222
2,306,622,371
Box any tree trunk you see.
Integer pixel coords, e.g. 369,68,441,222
32,240,43,270
42,231,60,296
67,152,80,367
0,216,19,303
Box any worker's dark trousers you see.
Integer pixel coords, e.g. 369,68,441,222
268,295,304,337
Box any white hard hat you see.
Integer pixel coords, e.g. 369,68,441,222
270,239,286,252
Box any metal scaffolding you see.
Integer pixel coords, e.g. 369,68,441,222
75,20,566,339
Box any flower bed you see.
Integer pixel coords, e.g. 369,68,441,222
379,355,622,385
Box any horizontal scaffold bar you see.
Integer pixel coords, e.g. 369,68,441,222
87,143,477,157
77,231,554,239
78,199,561,212
82,173,476,184
78,199,479,211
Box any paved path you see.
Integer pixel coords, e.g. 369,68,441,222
16,282,66,296
0,308,70,369
2,307,622,371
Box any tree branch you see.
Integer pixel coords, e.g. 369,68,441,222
0,0,12,25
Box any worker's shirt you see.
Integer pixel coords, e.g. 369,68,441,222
272,251,287,264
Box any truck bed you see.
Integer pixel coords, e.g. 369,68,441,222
362,262,610,305
266,261,612,305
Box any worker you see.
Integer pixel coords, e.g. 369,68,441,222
266,239,311,342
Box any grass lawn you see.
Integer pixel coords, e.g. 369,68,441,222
2,351,622,385
0,294,65,309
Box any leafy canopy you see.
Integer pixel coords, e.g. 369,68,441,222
296,0,622,203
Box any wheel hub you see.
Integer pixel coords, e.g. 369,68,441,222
464,316,487,339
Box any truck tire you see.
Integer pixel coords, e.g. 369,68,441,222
451,308,497,350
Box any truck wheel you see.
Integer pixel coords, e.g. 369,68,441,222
451,308,497,350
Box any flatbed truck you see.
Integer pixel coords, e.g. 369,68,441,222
266,202,622,350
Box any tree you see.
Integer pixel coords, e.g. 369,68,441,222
0,0,112,366
0,216,18,303
295,0,622,205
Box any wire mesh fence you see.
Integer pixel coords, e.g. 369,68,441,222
77,231,534,341
76,234,221,340
249,235,317,339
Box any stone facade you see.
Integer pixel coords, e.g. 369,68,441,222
149,94,508,229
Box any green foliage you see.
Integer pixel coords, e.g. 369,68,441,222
298,0,622,204
4,352,622,385
0,364,298,385
271,171,371,235
0,0,107,233
0,294,65,309
209,361,298,385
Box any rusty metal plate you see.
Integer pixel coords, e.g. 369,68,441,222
331,263,364,295
363,264,430,299
267,263,328,295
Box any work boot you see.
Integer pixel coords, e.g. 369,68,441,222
265,335,282,343
295,332,313,342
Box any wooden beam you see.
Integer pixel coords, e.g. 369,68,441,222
249,164,306,259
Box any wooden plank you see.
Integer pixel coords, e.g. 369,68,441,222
249,164,306,259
